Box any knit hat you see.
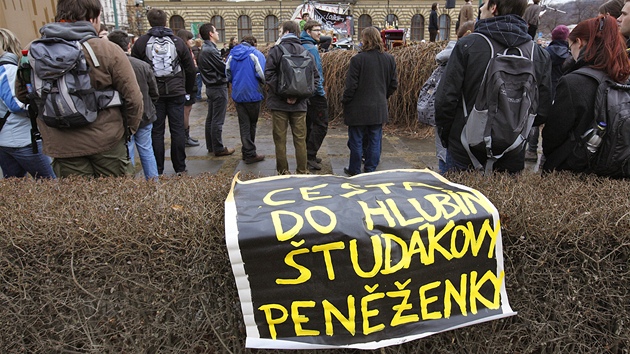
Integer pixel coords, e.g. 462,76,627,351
551,25,570,41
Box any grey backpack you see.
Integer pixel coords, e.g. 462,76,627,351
276,44,315,99
461,33,538,174
417,64,445,126
29,36,121,129
146,35,181,77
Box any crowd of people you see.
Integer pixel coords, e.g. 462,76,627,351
0,0,628,180
433,0,630,177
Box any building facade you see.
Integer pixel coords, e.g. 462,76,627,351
137,0,461,45
2,0,463,46
100,0,132,31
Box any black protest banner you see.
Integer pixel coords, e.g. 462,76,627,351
313,8,353,35
225,170,515,349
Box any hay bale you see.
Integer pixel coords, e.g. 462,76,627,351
322,42,447,130
0,172,627,353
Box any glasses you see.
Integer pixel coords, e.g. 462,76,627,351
311,29,322,32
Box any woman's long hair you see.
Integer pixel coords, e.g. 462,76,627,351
360,27,384,53
0,28,22,59
569,14,630,83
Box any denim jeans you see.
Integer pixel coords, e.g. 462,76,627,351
205,85,228,153
129,123,158,180
0,141,55,179
195,73,203,100
306,95,329,160
347,124,382,175
153,95,187,174
235,101,261,159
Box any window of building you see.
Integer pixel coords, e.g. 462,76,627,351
264,15,279,42
358,14,372,40
410,14,424,41
438,14,450,40
237,15,252,41
385,14,398,28
169,15,185,32
211,15,225,42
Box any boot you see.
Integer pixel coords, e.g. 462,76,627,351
185,127,199,147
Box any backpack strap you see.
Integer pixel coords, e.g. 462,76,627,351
82,41,100,68
278,44,291,56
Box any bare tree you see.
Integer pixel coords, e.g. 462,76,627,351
572,0,600,23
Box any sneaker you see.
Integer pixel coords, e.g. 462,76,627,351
343,167,358,176
307,159,322,170
185,137,200,147
525,150,538,162
244,154,265,164
215,147,235,157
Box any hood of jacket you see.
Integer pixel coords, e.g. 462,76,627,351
230,42,256,61
299,31,317,45
40,21,97,40
279,33,300,44
475,15,531,48
435,40,457,64
546,40,570,65
147,26,174,38
0,52,18,65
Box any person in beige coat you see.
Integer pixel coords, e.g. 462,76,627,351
17,0,142,177
457,0,475,30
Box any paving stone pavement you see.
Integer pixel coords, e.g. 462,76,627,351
0,99,541,178
154,99,442,178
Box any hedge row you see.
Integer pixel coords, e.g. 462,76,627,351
0,172,628,353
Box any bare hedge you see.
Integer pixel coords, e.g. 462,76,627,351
0,172,628,353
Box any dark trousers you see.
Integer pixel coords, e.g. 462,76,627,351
205,85,228,153
429,29,438,42
528,25,538,40
306,95,329,160
235,101,261,159
153,95,187,174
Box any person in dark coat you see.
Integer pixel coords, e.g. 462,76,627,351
342,26,398,176
265,21,320,175
131,8,196,175
435,0,552,173
525,24,571,161
429,3,440,42
542,15,630,174
198,23,235,157
522,0,541,39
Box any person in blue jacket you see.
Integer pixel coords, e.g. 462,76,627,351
300,20,329,170
226,35,266,164
0,28,55,179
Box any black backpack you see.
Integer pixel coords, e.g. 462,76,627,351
276,44,315,99
461,33,538,174
573,67,630,178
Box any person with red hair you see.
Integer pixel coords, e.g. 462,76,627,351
542,15,630,173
